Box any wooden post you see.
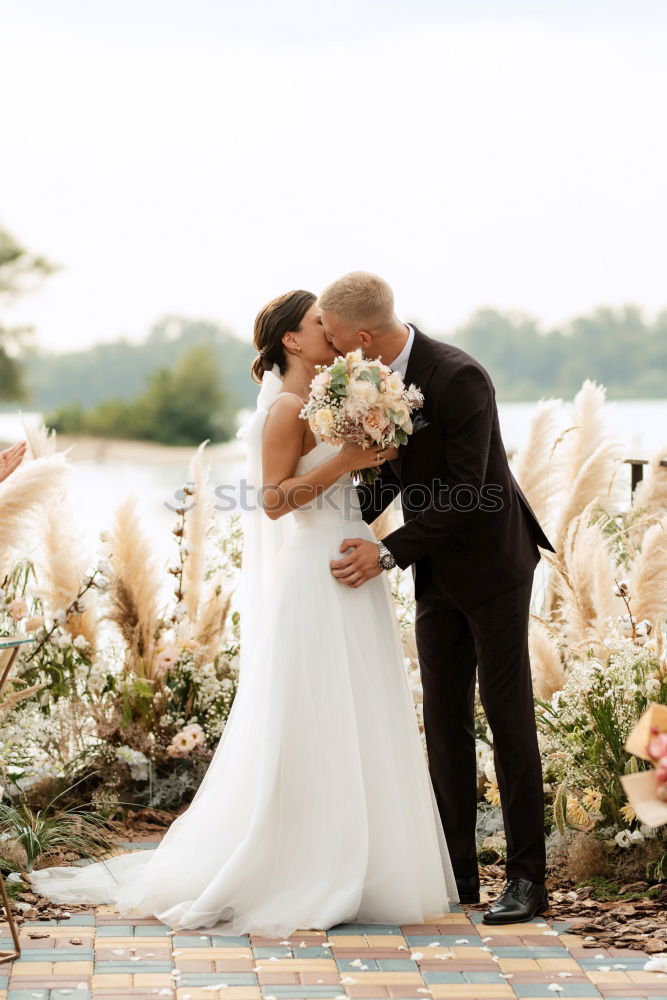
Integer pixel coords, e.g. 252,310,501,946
624,458,667,500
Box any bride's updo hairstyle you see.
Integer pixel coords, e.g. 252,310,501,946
251,290,317,383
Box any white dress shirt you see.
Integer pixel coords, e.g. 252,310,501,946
387,323,415,378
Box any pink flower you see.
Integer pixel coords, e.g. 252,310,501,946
25,614,44,632
156,645,179,673
656,755,667,784
647,732,667,761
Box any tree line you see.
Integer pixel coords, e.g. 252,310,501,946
1,224,666,447
450,306,667,401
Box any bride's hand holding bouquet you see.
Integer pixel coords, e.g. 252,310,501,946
336,441,400,475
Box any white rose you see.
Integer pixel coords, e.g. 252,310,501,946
349,378,378,405
314,408,335,438
388,401,411,426
311,370,331,392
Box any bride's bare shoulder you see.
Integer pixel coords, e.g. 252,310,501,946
263,394,305,449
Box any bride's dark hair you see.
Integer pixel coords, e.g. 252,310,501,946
251,290,317,383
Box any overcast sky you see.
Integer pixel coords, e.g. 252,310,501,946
2,0,666,352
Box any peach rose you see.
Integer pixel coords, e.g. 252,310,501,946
362,410,391,442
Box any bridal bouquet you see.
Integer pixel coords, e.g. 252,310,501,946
300,348,424,483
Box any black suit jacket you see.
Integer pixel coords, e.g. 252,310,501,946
357,326,555,609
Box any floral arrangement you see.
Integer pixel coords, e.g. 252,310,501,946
538,634,666,838
0,434,240,814
463,381,667,872
300,348,424,482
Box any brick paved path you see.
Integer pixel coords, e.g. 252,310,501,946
3,846,666,1000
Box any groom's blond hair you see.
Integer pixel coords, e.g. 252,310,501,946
318,272,395,330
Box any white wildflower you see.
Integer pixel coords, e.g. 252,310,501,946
116,746,149,781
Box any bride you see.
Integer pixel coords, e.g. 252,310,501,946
29,290,458,935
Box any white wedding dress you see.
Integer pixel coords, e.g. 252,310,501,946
29,366,458,936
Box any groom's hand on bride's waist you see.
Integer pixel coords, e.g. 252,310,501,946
330,538,383,588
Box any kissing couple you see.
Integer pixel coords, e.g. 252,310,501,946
30,272,554,936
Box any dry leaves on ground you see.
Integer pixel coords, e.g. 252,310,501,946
476,865,667,952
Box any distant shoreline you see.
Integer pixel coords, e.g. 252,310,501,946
0,432,246,465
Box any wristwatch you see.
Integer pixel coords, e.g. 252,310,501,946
377,541,397,571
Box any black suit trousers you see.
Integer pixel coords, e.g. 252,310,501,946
414,572,546,884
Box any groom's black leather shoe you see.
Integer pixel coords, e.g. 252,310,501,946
455,875,480,905
482,878,548,924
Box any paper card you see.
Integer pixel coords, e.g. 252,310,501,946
624,702,667,760
620,771,667,827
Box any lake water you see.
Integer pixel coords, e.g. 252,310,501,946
1,399,665,562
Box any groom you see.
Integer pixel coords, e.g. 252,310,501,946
320,272,555,925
